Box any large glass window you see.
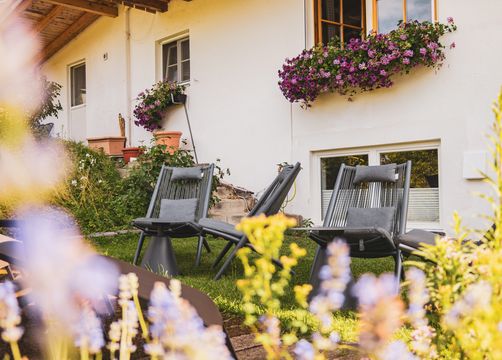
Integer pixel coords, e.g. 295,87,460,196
162,37,190,83
377,0,435,33
320,147,440,227
70,63,86,107
316,0,365,45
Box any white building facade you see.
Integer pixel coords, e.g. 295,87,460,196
41,0,502,233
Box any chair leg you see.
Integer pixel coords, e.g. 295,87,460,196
212,242,233,269
195,235,205,267
394,250,404,291
203,237,211,253
214,238,247,280
133,231,146,266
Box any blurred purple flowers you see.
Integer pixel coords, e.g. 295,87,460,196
278,20,457,106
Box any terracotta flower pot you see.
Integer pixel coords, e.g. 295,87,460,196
154,131,182,154
122,147,143,164
87,136,126,156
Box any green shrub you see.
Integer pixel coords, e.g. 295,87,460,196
54,141,229,234
53,141,127,233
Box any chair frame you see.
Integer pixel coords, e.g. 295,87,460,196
133,164,215,269
199,162,302,280
309,161,411,289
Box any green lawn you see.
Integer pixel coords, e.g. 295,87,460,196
90,232,396,341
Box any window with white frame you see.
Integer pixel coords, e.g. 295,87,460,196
320,145,440,228
162,37,190,83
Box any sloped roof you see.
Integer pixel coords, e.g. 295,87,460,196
13,0,170,62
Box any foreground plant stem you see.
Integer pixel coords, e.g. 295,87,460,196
9,340,22,360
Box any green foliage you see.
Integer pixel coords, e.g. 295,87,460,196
29,77,62,137
404,90,502,359
117,144,197,219
54,141,228,234
236,214,312,359
53,141,127,233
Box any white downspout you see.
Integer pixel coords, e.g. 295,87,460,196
125,7,132,146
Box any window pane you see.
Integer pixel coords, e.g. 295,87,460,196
407,0,432,22
322,0,340,22
181,60,190,82
71,63,86,107
321,23,341,44
166,65,178,82
168,45,177,65
378,0,403,33
181,39,190,61
344,27,362,43
321,155,368,218
380,149,439,223
343,0,362,27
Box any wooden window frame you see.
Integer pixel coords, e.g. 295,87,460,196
314,0,367,45
161,36,190,84
372,0,439,33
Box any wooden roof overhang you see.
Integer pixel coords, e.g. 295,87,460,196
8,0,171,63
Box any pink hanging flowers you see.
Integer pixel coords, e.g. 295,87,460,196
278,20,457,107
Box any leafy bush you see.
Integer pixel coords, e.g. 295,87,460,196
53,141,127,233
54,141,228,234
29,77,62,137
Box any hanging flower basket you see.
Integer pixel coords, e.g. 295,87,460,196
133,81,186,132
278,19,457,107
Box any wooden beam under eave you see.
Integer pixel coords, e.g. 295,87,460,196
44,0,118,17
114,0,167,13
39,12,98,62
34,5,64,32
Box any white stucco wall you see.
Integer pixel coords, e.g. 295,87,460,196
42,0,502,233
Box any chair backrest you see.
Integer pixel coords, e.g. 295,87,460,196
248,162,302,217
145,164,215,221
323,161,411,236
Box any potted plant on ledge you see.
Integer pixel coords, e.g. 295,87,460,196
133,81,186,154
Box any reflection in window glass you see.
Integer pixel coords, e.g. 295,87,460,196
406,0,432,22
322,23,341,43
322,0,340,22
380,149,439,223
71,63,86,107
321,155,368,218
343,0,362,27
378,0,403,33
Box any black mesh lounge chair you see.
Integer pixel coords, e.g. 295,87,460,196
132,164,215,275
197,162,302,280
307,162,411,295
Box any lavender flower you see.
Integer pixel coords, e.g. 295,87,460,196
17,207,119,326
380,341,417,360
293,339,314,360
352,273,404,356
73,306,104,355
406,268,437,358
146,280,232,359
